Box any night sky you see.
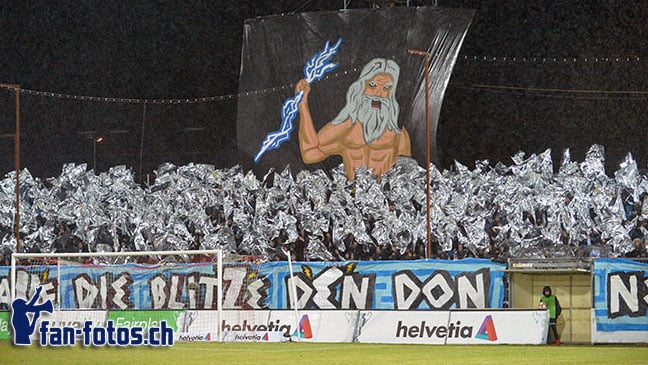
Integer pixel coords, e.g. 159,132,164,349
0,1,646,179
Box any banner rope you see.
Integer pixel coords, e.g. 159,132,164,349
0,66,362,104
451,84,648,100
459,55,641,63
1,58,645,103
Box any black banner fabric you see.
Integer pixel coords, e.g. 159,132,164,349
237,6,474,175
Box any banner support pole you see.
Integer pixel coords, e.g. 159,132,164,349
407,50,431,258
0,83,22,254
287,250,300,340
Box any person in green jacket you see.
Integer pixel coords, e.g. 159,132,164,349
539,285,561,345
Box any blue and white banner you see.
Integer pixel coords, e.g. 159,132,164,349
0,262,220,310
266,259,506,310
0,267,8,311
0,259,505,310
593,258,648,332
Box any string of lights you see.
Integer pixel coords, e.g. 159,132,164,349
459,55,641,63
1,57,645,104
0,66,362,104
0,87,239,104
451,84,648,100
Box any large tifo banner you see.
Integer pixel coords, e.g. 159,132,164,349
237,7,475,172
0,259,505,310
592,258,648,343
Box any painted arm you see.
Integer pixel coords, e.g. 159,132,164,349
296,79,350,164
27,286,43,306
398,127,412,157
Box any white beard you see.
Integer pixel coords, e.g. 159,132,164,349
355,94,399,144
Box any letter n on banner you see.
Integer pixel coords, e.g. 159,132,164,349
607,271,647,319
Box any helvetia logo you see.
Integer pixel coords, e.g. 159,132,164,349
177,333,211,342
222,319,292,335
292,315,313,339
475,315,498,341
233,333,263,341
395,320,473,339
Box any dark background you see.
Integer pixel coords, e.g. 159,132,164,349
236,7,474,175
0,1,646,180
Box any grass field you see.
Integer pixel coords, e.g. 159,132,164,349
1,341,647,365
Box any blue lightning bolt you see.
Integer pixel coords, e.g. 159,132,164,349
254,38,343,163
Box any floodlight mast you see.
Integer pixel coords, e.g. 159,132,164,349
0,83,21,253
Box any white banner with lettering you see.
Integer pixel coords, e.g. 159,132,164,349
354,310,548,345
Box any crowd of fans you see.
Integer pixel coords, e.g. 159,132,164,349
2,146,648,265
3,199,646,265
0,222,505,265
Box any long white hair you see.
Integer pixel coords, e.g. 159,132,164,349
331,58,401,144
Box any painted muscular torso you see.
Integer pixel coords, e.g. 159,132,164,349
315,119,407,179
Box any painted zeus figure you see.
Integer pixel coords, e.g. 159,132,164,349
296,58,411,180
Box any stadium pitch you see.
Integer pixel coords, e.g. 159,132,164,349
0,342,647,365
